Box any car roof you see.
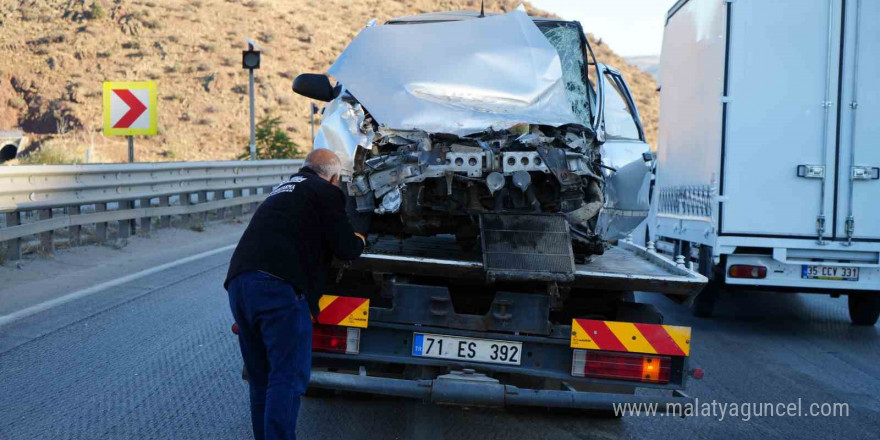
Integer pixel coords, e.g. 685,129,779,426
386,10,567,25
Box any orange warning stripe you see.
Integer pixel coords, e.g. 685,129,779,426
571,319,691,356
317,295,369,328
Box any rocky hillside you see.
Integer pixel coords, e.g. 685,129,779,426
0,0,659,163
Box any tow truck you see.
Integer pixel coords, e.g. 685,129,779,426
235,10,707,414
299,231,704,414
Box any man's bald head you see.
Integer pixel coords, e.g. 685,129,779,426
303,149,342,184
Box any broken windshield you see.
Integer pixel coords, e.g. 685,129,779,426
535,21,593,128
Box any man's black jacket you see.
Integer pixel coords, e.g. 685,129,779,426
225,167,364,312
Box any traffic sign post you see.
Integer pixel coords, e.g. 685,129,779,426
242,39,261,160
103,81,158,162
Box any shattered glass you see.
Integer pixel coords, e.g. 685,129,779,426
536,22,593,128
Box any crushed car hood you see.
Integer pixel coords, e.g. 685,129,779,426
327,10,582,136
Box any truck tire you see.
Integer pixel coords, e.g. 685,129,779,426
848,292,880,326
691,280,719,318
691,247,721,318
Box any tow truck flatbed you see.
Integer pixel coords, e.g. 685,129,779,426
343,235,706,296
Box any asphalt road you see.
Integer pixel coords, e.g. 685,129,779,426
1,249,878,440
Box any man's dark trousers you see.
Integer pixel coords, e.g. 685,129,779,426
228,271,312,440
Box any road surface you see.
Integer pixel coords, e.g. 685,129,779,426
1,249,878,439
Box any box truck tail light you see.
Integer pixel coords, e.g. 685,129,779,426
728,264,767,279
313,324,360,354
572,350,671,384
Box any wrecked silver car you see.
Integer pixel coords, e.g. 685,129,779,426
293,10,652,256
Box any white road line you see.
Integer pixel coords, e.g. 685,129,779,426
0,244,236,328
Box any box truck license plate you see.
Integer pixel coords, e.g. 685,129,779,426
802,265,859,281
412,333,522,365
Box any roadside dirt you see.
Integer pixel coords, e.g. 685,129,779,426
0,0,659,162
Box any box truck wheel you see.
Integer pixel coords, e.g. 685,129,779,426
848,292,880,326
691,246,720,318
691,281,719,318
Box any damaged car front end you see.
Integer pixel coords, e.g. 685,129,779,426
294,10,650,256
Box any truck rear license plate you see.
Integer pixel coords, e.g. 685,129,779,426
412,333,522,365
802,265,859,281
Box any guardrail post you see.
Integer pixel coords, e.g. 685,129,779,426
118,201,132,239
139,197,152,236
95,203,108,243
159,196,170,227
198,190,209,224
232,189,243,217
39,209,53,256
208,190,220,220
69,206,81,246
181,192,193,227
215,190,227,219
250,187,261,213
5,211,22,260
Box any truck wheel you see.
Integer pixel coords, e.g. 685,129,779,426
691,280,719,318
848,292,880,326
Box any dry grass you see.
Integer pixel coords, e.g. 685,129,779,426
0,0,660,163
19,143,82,165
188,220,205,232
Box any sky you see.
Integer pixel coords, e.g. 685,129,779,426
528,0,679,57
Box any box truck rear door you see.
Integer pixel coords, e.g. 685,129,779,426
836,0,880,242
720,0,842,239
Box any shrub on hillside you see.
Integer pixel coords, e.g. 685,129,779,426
19,145,81,165
89,2,106,20
239,116,302,160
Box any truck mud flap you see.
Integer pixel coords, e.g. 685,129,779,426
309,370,692,414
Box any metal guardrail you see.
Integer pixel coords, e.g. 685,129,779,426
0,160,303,260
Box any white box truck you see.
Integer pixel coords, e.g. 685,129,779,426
651,0,880,325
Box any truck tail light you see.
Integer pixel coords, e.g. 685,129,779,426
232,323,239,335
312,324,360,354
572,350,671,384
728,264,767,279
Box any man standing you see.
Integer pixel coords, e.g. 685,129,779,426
225,149,369,440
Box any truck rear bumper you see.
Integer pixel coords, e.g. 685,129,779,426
310,370,692,414
725,254,880,291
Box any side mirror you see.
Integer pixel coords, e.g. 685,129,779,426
292,73,335,102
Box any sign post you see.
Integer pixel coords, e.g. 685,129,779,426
249,64,255,160
242,39,261,160
102,81,157,162
310,102,318,141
